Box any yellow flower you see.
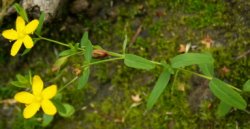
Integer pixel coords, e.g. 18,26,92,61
2,16,39,56
14,75,57,119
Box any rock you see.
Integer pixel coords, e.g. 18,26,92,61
22,0,63,20
70,0,89,14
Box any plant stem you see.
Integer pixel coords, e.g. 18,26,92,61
39,36,124,58
58,76,78,92
39,36,70,47
151,59,242,92
178,68,212,80
171,69,179,95
82,57,124,68
107,51,124,57
38,36,242,93
150,60,162,65
226,83,242,92
58,57,123,92
177,68,242,92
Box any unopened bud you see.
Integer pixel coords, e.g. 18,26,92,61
92,49,108,58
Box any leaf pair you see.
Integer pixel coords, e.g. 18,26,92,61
170,53,248,116
127,52,248,114
43,101,74,127
216,80,250,117
77,32,93,89
10,72,32,88
124,53,217,75
210,78,246,110
123,54,172,110
124,53,214,110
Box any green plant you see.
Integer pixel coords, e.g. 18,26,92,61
1,3,250,127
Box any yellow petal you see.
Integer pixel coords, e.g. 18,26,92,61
42,85,57,99
16,16,25,32
23,35,34,48
24,19,39,34
23,103,40,119
10,39,23,56
2,29,18,40
41,100,57,115
14,91,35,104
32,75,44,95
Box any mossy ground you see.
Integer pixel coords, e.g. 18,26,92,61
0,0,250,129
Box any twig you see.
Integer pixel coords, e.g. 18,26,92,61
236,49,250,60
129,25,142,46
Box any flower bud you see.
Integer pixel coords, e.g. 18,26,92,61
92,49,108,58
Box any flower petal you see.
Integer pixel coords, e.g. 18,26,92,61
16,16,25,32
32,75,44,95
23,103,40,119
42,85,57,99
24,19,39,34
10,39,23,56
14,91,35,104
2,29,18,40
23,35,34,48
41,100,57,115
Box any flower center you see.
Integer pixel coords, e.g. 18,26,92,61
17,31,26,39
34,95,43,103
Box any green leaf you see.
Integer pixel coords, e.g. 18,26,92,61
54,93,63,101
209,78,247,110
28,70,32,85
21,48,31,56
124,54,155,70
80,32,88,48
53,99,66,114
170,53,214,68
122,34,128,54
10,81,28,88
243,80,250,92
216,101,231,117
74,43,80,48
162,62,174,74
58,103,75,118
84,41,93,62
59,49,77,57
16,74,28,84
80,32,93,62
35,11,45,35
77,67,90,89
147,68,171,110
52,56,69,71
42,114,53,127
69,43,75,49
199,63,214,77
13,3,29,22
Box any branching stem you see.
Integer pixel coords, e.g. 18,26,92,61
58,76,78,92
40,36,242,93
82,57,124,68
38,36,70,47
